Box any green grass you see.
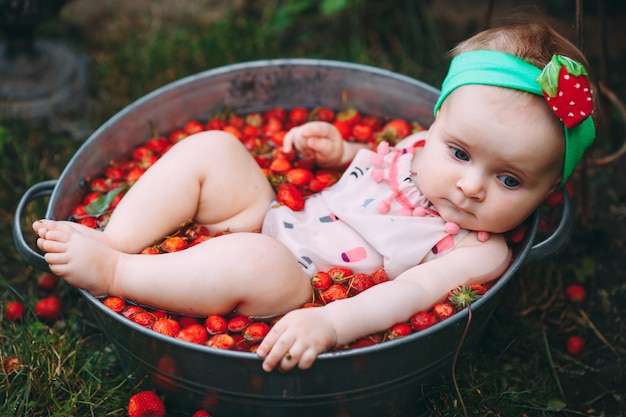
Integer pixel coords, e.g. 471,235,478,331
2,1,625,416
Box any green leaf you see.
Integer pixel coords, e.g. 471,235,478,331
321,0,348,15
536,55,589,97
546,398,567,411
84,184,129,216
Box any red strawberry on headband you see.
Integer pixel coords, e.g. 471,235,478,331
536,55,593,128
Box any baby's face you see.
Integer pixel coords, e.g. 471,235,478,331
415,84,564,233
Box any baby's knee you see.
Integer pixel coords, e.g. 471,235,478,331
184,130,240,149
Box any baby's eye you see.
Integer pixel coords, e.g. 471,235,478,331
498,175,520,189
451,147,469,161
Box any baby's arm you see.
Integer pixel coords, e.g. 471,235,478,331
282,121,369,168
256,232,511,372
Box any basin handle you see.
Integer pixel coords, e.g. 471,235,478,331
522,190,574,266
12,180,57,273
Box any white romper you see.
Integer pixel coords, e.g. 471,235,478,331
261,141,468,278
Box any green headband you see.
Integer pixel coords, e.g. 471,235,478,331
434,50,596,186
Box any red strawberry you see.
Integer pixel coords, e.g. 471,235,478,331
4,300,25,322
168,128,188,143
35,296,62,321
37,272,59,292
151,310,167,320
311,271,332,291
207,333,236,350
177,323,209,344
432,302,455,321
262,117,284,137
105,166,126,181
227,315,251,333
205,314,228,335
264,107,287,122
206,117,226,131
152,318,181,337
132,311,156,327
382,119,412,139
332,120,352,139
3,356,21,374
161,236,187,252
178,316,199,328
288,107,309,126
270,130,287,147
132,146,154,162
222,125,243,141
285,167,313,187
125,167,145,183
361,115,383,130
410,311,437,331
227,114,245,129
145,136,170,155
242,322,271,343
192,410,212,417
566,335,586,356
232,333,252,352
310,107,335,122
537,55,593,128
127,390,166,417
370,268,390,284
308,171,339,193
184,120,205,135
140,246,161,255
348,273,375,295
387,323,412,340
448,285,481,310
320,284,348,304
90,177,110,193
269,157,292,175
351,123,373,142
327,266,353,283
276,183,305,211
103,296,127,313
336,107,361,125
564,284,586,304
122,305,144,319
349,337,378,349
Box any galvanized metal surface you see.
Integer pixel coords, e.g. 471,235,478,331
13,59,573,417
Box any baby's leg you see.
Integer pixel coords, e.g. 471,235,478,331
38,131,275,254
38,221,311,317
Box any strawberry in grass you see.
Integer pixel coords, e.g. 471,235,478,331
35,296,62,321
537,55,593,128
127,390,166,417
4,300,25,322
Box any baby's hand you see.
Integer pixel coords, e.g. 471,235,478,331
282,121,344,168
256,307,337,372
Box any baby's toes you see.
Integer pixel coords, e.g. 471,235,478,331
44,228,73,244
40,237,68,254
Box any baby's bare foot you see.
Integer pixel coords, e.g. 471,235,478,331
35,220,119,296
33,219,112,245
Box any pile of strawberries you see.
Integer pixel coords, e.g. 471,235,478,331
100,267,491,353
70,104,490,352
73,106,420,225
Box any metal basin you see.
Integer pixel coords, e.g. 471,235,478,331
13,59,573,417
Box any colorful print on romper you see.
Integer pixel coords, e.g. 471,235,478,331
432,234,455,255
319,213,339,223
341,246,368,263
